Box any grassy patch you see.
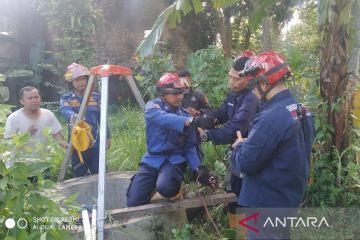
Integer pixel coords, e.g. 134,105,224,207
106,106,146,171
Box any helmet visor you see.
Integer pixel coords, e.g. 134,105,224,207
160,87,184,95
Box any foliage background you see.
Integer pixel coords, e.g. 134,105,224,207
1,0,360,238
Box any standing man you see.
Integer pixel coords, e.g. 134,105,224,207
4,86,66,147
178,68,210,117
178,68,211,161
126,73,215,207
60,63,111,177
231,51,315,239
197,51,259,145
196,51,260,228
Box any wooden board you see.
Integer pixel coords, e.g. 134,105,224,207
107,192,237,220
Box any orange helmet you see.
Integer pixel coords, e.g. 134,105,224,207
64,63,90,82
244,51,290,86
156,73,186,95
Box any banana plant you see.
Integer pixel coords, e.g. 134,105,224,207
318,0,355,150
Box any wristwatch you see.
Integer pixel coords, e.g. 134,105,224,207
200,130,209,141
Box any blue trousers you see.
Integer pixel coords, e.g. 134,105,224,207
71,147,99,177
127,161,186,207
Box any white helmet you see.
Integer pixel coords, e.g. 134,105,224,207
64,63,90,82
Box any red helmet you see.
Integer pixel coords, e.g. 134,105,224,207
64,63,90,82
236,50,255,59
244,51,290,86
233,50,255,72
156,72,186,95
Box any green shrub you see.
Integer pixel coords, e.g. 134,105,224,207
305,102,360,207
186,46,232,107
135,51,176,101
172,224,192,240
33,0,102,74
0,134,78,239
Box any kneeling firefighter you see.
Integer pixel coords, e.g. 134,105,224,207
126,72,217,207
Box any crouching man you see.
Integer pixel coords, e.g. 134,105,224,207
127,73,215,207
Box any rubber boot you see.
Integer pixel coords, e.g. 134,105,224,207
228,212,238,228
228,206,246,240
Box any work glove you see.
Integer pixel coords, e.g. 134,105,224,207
192,114,216,130
195,165,218,188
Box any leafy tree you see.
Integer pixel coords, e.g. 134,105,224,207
281,1,320,106
33,0,103,75
135,0,299,60
285,1,319,53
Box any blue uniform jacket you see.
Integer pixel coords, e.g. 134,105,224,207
231,89,315,207
59,91,110,148
141,98,201,171
207,89,260,144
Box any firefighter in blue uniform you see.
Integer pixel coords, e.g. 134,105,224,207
196,51,260,229
60,63,111,177
126,73,216,207
178,68,210,117
231,51,315,239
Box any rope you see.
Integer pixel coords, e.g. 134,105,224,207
195,176,225,238
195,187,222,238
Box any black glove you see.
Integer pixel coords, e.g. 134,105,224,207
193,114,216,130
195,165,218,188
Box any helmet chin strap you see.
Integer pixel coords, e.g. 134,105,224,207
256,81,274,101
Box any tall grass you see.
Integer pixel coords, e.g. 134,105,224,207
107,106,146,171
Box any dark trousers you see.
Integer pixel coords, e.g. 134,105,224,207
71,147,99,177
228,174,243,214
126,162,186,207
195,132,204,162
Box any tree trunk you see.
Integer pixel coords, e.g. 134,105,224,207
214,9,232,57
223,8,233,57
94,0,168,65
319,0,354,151
243,26,252,50
162,26,192,67
261,16,272,51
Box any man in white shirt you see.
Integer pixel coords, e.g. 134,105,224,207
4,86,66,148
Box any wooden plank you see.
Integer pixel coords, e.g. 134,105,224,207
107,192,237,220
